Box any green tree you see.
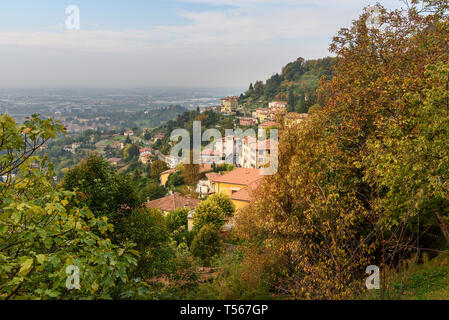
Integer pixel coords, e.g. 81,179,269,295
193,201,225,233
62,155,139,240
166,208,189,233
123,144,140,161
207,193,235,218
123,207,174,278
150,160,168,180
191,224,221,261
0,115,150,300
287,90,296,113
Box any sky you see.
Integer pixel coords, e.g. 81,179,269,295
0,0,404,89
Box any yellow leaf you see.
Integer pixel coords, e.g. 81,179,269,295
36,254,46,264
18,258,34,276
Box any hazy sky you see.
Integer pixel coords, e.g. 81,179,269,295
0,0,404,89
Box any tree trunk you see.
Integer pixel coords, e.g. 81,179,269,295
435,211,449,244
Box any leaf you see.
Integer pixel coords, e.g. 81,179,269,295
36,254,46,264
18,258,34,276
0,224,7,234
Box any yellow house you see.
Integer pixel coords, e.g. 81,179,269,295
213,168,264,209
221,96,239,114
160,169,178,186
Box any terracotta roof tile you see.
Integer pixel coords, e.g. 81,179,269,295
213,168,263,186
231,179,264,202
146,193,200,212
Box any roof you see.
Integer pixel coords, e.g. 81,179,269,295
146,193,200,212
205,172,222,182
160,169,178,176
259,121,279,128
213,168,264,186
231,179,264,202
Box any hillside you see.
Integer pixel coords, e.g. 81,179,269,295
239,57,336,113
363,253,449,300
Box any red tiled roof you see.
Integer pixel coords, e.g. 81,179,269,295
213,168,263,186
231,179,264,202
259,121,279,128
160,169,178,176
205,172,222,182
145,193,200,212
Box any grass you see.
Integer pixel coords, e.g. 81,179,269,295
362,252,449,300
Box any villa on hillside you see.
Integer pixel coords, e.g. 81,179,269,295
107,158,121,166
213,168,264,209
196,172,222,197
145,192,200,215
160,168,178,186
221,96,239,114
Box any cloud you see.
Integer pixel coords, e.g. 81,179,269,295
0,0,403,87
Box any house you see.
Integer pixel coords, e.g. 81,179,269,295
201,149,222,164
214,136,242,166
124,130,134,136
153,133,165,143
146,192,200,215
160,168,178,186
221,96,239,114
195,172,222,197
259,121,279,130
230,179,264,209
238,117,257,127
240,136,278,169
213,168,264,209
268,101,287,111
112,141,124,149
107,158,121,166
139,151,153,165
252,108,271,123
165,155,181,169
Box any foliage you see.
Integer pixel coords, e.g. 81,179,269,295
236,0,449,300
123,144,139,161
166,171,184,188
62,154,139,241
166,208,189,233
207,193,235,218
193,201,226,233
191,224,221,261
0,115,150,300
123,207,174,278
150,160,168,180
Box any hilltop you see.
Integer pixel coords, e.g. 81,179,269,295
239,57,336,113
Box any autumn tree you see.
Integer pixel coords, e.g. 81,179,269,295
150,160,168,180
236,0,449,299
